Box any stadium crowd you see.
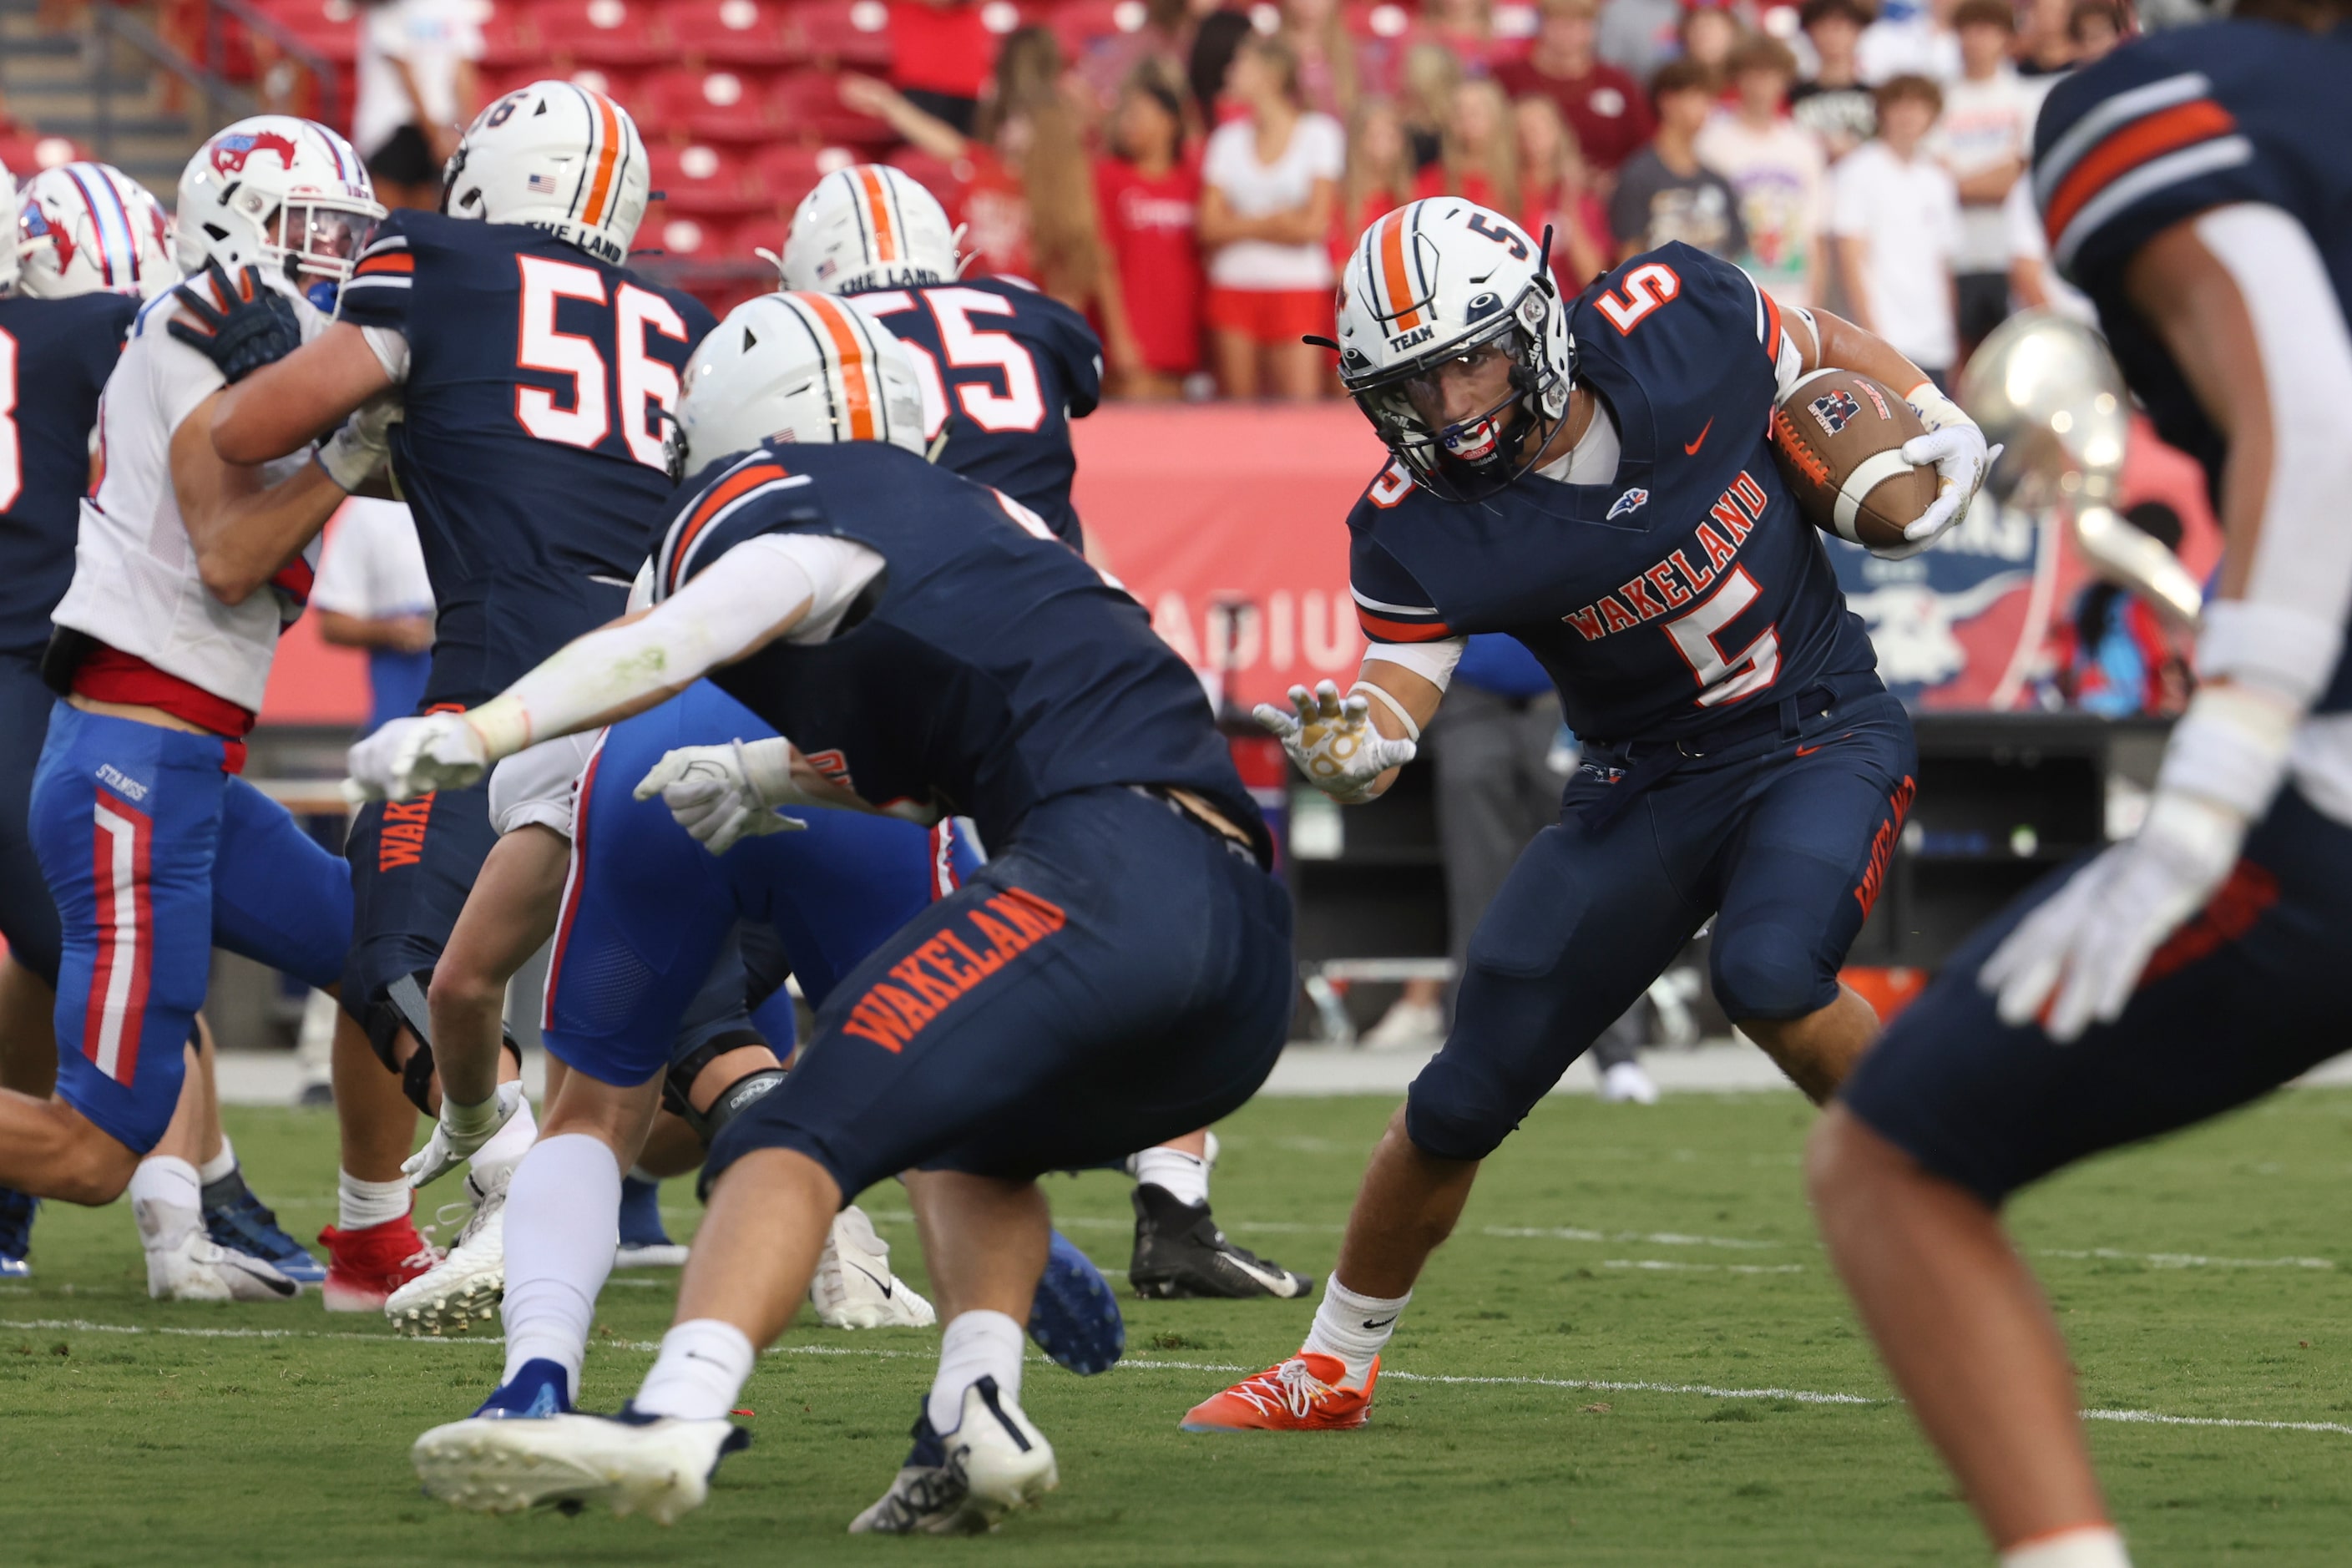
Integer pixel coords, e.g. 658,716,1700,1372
230,0,2128,396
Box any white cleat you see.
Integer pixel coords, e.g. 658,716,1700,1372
137,1201,299,1302
614,1240,690,1269
810,1205,936,1329
850,1378,1058,1535
387,1166,509,1337
1599,1060,1661,1105
412,1411,747,1522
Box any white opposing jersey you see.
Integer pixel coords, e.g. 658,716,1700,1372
50,293,321,713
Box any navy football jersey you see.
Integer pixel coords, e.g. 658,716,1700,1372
651,441,1267,860
0,291,135,655
337,210,716,705
843,276,1101,547
1348,242,1879,746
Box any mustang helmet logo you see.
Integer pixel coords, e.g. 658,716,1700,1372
210,130,301,175
18,203,68,273
1808,389,1863,437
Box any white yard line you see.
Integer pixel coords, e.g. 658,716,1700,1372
8,1315,2351,1439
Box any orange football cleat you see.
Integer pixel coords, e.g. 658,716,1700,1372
1179,1352,1378,1432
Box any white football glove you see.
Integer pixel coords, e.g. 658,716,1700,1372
402,1081,525,1189
1890,383,2001,557
1978,792,2246,1043
344,711,489,803
315,392,402,493
1254,680,1417,804
633,736,809,855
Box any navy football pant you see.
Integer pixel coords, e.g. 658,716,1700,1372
341,762,498,1058
1409,689,1915,1161
1843,783,2352,1207
33,704,350,1151
0,652,63,987
706,786,1295,1198
540,682,978,1087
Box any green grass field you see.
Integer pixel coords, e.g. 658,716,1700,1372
7,1087,2352,1565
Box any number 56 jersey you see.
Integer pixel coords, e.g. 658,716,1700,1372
337,210,716,705
1347,242,1879,747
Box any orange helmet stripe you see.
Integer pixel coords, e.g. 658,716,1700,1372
803,294,878,442
579,91,625,228
1378,209,1421,333
857,166,898,263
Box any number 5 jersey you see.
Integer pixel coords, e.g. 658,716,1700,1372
1345,241,1880,746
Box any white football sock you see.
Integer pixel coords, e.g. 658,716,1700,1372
1133,1146,1210,1209
2001,1525,2132,1568
1302,1277,1410,1388
197,1137,237,1187
468,1093,538,1178
500,1134,621,1399
338,1170,411,1232
129,1157,203,1246
635,1319,756,1421
928,1309,1026,1434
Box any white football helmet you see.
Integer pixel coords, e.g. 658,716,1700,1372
671,291,928,482
175,117,382,305
442,80,650,267
1333,199,1575,500
18,161,179,301
779,164,964,296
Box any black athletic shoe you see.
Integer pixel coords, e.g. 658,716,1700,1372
1127,1183,1316,1301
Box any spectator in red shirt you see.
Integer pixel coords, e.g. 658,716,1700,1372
1413,78,1520,216
1493,0,1654,179
1095,63,1204,397
842,28,1110,312
1514,93,1612,287
888,0,994,134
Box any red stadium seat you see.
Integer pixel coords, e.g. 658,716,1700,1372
645,140,770,215
0,132,82,175
783,0,893,68
642,66,791,142
665,0,807,67
734,214,791,258
529,0,668,66
882,144,971,210
473,3,543,67
754,142,857,211
253,0,361,62
766,68,895,144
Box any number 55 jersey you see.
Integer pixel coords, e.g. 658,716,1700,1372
336,209,716,707
1346,241,1880,748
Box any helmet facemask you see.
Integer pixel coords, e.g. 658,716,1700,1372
1351,286,1571,503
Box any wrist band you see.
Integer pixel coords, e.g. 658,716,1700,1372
2155,683,2298,818
466,695,532,763
2198,599,2342,710
1352,680,1421,743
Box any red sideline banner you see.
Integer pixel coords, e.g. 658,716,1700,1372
258,404,2219,728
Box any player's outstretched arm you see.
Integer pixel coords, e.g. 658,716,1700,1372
1255,654,1448,805
210,323,394,466
1980,204,2352,1039
346,538,822,802
170,389,349,605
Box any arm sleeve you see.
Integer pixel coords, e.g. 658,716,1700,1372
1349,534,1454,643
2031,52,2272,287
490,533,883,747
336,220,417,333
1363,635,1466,691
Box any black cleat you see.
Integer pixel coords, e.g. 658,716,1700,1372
1128,1184,1316,1301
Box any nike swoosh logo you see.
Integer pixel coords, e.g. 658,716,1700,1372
1361,1315,1397,1330
847,1262,894,1299
1684,417,1714,455
1793,731,1854,758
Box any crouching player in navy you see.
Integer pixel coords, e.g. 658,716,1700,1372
1182,200,1995,1432
1809,13,2352,1566
0,119,384,1298
350,293,1294,1532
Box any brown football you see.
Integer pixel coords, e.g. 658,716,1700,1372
1769,368,1940,553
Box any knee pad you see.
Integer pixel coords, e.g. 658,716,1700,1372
661,1026,770,1144
689,1068,791,1199
373,969,525,1115
1709,926,1832,1024
1403,1053,1530,1163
